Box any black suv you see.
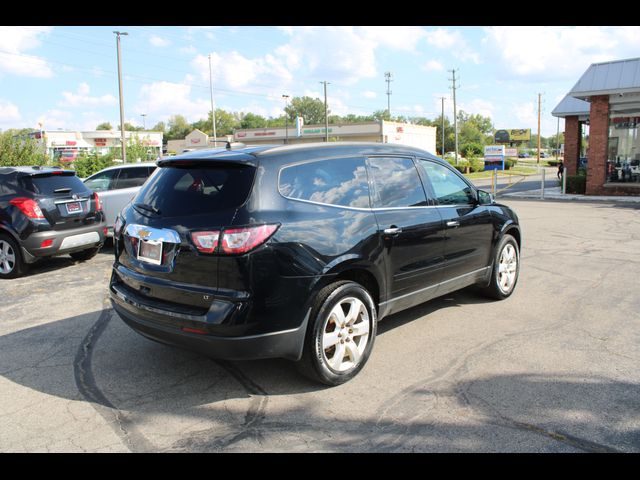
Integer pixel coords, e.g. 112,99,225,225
0,166,106,278
110,143,521,385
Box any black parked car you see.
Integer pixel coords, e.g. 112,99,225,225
110,142,521,385
0,166,106,278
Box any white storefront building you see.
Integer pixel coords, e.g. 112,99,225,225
29,130,163,162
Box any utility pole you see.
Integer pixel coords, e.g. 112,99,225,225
208,54,218,147
113,31,128,163
448,69,459,164
440,96,446,157
320,81,330,142
385,71,393,118
282,94,290,145
537,93,542,164
141,113,146,130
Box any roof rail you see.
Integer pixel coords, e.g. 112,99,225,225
226,141,246,150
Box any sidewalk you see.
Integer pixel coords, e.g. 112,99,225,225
501,186,640,203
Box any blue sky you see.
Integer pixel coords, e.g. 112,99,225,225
1,26,639,137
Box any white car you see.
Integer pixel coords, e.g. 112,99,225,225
83,162,157,236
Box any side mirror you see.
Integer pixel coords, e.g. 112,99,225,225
477,189,494,205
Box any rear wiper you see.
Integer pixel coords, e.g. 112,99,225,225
54,187,72,193
134,202,161,215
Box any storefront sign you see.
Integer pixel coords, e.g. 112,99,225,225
612,117,640,129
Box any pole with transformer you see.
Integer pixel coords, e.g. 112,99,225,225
537,93,542,164
113,31,128,163
208,54,218,147
440,96,446,157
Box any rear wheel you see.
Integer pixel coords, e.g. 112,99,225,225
0,234,26,279
297,281,377,386
480,234,519,300
69,246,101,262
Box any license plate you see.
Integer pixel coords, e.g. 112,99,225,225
137,239,163,265
66,201,82,214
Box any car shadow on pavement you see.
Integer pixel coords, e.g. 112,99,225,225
2,307,639,452
13,243,114,278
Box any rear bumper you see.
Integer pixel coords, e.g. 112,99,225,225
21,223,106,262
110,281,309,361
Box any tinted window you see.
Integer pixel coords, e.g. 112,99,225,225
84,169,118,192
419,160,475,205
19,173,88,195
279,157,370,208
114,166,154,189
367,156,427,208
134,165,255,217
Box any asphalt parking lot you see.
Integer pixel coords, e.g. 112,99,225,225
1,199,639,453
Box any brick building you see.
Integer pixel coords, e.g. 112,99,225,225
552,57,640,195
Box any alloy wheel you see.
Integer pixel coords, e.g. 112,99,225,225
0,239,16,275
498,243,518,294
321,296,371,372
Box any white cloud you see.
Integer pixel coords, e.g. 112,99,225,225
0,26,53,78
483,26,640,81
136,81,210,123
0,100,21,128
423,60,444,72
425,28,480,65
149,35,171,47
461,99,495,119
362,91,377,99
60,83,118,108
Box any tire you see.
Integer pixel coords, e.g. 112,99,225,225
480,234,520,300
69,246,101,262
0,234,26,279
297,280,377,386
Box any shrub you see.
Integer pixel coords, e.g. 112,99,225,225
505,158,517,170
468,156,484,173
566,174,586,194
547,159,560,167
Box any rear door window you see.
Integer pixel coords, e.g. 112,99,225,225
134,165,256,217
278,157,370,208
20,173,89,195
367,156,428,208
114,166,153,189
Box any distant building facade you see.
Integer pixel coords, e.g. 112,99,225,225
28,129,163,162
552,57,640,195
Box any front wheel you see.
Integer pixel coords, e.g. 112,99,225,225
0,234,26,279
480,234,520,300
297,281,377,386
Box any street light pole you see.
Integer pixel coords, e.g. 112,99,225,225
113,31,128,163
282,94,290,145
320,81,330,142
141,113,146,130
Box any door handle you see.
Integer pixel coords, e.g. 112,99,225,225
446,221,460,228
383,227,403,235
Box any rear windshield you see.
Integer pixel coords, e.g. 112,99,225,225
19,173,89,195
133,165,256,217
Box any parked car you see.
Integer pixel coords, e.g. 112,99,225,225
83,162,157,236
109,142,521,385
0,166,106,279
518,152,530,158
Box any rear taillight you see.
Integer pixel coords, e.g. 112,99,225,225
10,197,45,219
220,225,278,254
191,224,279,255
94,192,102,212
191,231,220,254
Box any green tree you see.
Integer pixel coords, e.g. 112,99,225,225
166,115,191,140
286,96,327,125
96,122,113,130
151,121,166,134
238,112,267,129
0,131,47,167
211,109,239,136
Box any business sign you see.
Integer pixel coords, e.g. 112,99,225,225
484,145,505,156
494,129,531,142
505,148,518,157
